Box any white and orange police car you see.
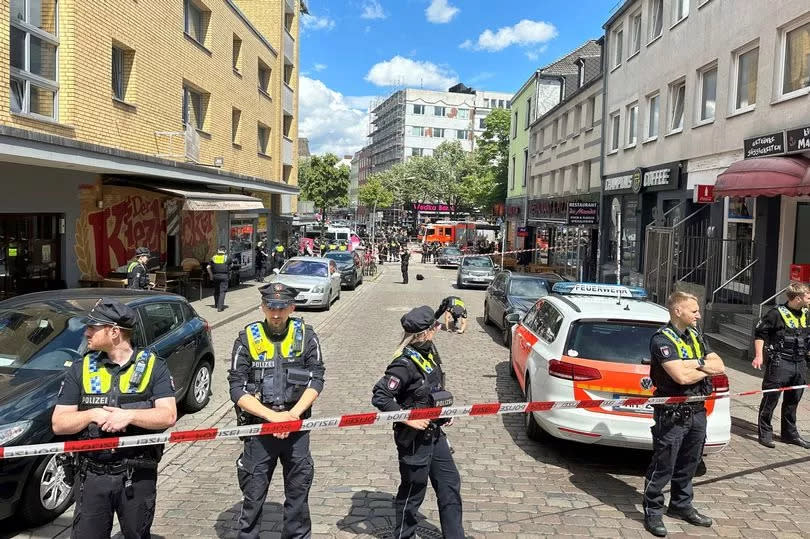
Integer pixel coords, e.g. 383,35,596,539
508,282,730,452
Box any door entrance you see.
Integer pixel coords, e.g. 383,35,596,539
0,214,63,298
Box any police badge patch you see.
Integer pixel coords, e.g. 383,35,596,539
387,376,401,390
660,346,671,358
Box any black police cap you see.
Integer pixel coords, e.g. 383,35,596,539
400,305,436,333
83,298,137,330
135,246,150,256
260,282,297,308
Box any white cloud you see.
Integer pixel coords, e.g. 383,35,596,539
459,39,473,49
361,0,386,19
365,55,457,90
299,76,369,156
302,14,336,31
463,19,558,52
313,63,327,72
525,45,548,61
426,0,459,24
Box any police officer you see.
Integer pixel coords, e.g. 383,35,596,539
753,282,810,448
255,242,267,283
126,247,152,290
643,291,725,537
400,247,410,284
228,283,325,539
272,239,286,271
371,306,464,539
207,246,229,312
435,296,467,334
52,299,177,539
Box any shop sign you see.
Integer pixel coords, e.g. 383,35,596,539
786,126,810,153
744,132,785,159
567,202,598,226
694,184,714,203
412,203,454,213
644,168,670,188
605,163,680,193
516,226,528,237
527,198,567,222
505,199,524,219
631,168,643,194
604,174,634,192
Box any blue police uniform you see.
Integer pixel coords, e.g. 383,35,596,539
210,251,229,312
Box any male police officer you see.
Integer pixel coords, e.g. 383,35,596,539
753,282,810,448
52,299,177,539
643,291,725,537
126,247,152,290
400,247,410,284
228,283,325,539
272,239,286,271
435,296,467,334
207,246,229,312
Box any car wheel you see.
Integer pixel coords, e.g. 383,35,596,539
19,454,75,526
456,278,463,289
183,361,212,413
524,381,545,442
484,301,492,325
502,319,511,347
336,286,341,301
324,290,332,311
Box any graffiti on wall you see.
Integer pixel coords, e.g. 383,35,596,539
181,211,216,263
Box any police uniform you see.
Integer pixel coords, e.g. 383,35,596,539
400,249,410,283
435,296,467,328
643,323,713,536
126,247,150,290
56,300,174,539
210,249,229,312
227,283,325,539
755,304,810,447
272,242,286,271
371,306,464,539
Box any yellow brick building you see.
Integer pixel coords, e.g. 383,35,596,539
0,0,303,295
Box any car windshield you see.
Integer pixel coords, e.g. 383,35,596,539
462,257,493,268
565,321,661,365
281,260,328,277
325,252,353,262
0,307,87,372
443,248,461,255
509,278,549,298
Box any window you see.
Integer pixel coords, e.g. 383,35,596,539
499,99,505,108
552,118,558,143
538,128,544,150
184,0,209,46
522,149,528,187
573,104,582,134
669,80,685,132
9,0,59,119
781,20,810,96
567,321,662,365
232,34,242,72
586,96,596,127
182,85,207,130
610,112,620,151
141,303,184,344
698,64,717,122
525,97,533,128
627,103,638,146
630,11,642,55
411,126,425,136
512,111,518,138
649,0,663,41
458,108,469,119
733,46,758,111
432,128,445,138
257,123,270,155
483,98,490,108
232,108,241,145
258,60,271,95
456,129,469,140
613,25,624,68
479,118,486,129
647,93,659,139
413,104,425,115
560,113,568,139
673,0,689,24
411,147,424,157
111,46,133,102
433,106,445,117
510,156,515,189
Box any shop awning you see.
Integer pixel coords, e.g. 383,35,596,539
715,156,810,198
155,187,265,211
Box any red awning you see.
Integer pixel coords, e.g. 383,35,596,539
715,156,810,198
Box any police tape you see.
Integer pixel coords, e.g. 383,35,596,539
1,383,806,460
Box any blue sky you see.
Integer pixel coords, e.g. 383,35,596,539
298,0,617,156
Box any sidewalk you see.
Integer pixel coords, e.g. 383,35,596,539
187,279,267,330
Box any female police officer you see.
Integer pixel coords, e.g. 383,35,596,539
371,306,464,539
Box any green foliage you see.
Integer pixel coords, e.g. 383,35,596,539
298,153,350,223
358,175,394,209
475,107,511,203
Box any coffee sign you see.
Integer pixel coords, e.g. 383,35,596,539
787,126,810,153
744,132,785,159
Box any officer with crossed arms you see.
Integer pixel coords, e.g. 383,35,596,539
228,283,325,539
753,281,810,448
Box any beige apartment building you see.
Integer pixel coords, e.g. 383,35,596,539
0,0,303,295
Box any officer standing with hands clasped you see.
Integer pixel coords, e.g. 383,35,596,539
372,306,464,539
753,282,810,448
228,282,325,539
51,299,177,539
643,291,725,537
126,247,152,290
207,246,229,312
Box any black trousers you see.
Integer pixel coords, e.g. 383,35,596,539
758,358,807,440
643,406,706,517
401,264,409,283
236,432,314,539
394,429,464,539
72,468,157,539
212,276,228,311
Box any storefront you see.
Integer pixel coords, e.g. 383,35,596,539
505,197,525,252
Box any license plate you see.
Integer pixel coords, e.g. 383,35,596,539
472,277,486,282
296,293,306,299
611,394,653,414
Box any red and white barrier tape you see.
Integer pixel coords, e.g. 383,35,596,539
1,384,805,460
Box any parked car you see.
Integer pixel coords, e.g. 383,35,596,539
456,255,496,289
484,271,552,346
436,246,463,268
269,256,341,311
324,250,363,290
0,289,215,526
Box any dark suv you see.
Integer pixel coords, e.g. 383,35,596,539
0,289,215,525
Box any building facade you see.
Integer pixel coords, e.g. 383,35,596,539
1,0,303,295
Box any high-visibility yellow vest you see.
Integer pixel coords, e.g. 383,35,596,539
660,327,703,359
777,306,808,329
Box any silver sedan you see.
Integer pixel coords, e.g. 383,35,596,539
269,257,341,310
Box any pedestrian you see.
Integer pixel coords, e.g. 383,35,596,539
272,239,286,271
126,246,152,290
434,296,467,334
371,306,464,539
254,242,267,283
421,242,429,263
379,242,387,265
228,283,325,539
432,242,440,264
643,291,725,537
207,246,229,312
753,281,810,448
52,299,177,539
400,247,410,284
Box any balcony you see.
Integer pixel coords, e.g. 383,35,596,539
283,83,294,116
283,136,294,165
285,0,295,14
284,29,295,65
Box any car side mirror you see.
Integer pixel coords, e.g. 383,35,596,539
505,313,521,325
273,268,280,275
494,265,501,271
641,357,652,365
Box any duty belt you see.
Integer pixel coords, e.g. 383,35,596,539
81,458,157,475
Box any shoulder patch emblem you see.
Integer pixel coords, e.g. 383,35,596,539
660,346,671,358
387,376,401,391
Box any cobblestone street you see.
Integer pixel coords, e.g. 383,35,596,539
12,262,810,538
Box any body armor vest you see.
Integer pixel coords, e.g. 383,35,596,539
397,346,447,410
210,254,228,275
776,306,809,361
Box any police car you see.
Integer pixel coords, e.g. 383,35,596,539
508,283,730,452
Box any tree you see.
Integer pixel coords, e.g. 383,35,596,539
432,141,470,219
298,153,350,239
475,108,511,207
358,175,394,242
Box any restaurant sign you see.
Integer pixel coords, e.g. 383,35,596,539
744,132,785,159
567,202,598,226
787,126,810,153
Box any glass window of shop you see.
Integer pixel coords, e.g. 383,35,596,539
603,197,640,285
548,226,592,281
723,196,755,290
229,219,255,271
0,214,62,298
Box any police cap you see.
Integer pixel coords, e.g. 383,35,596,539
400,305,436,333
83,298,137,330
260,282,297,308
135,246,150,257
